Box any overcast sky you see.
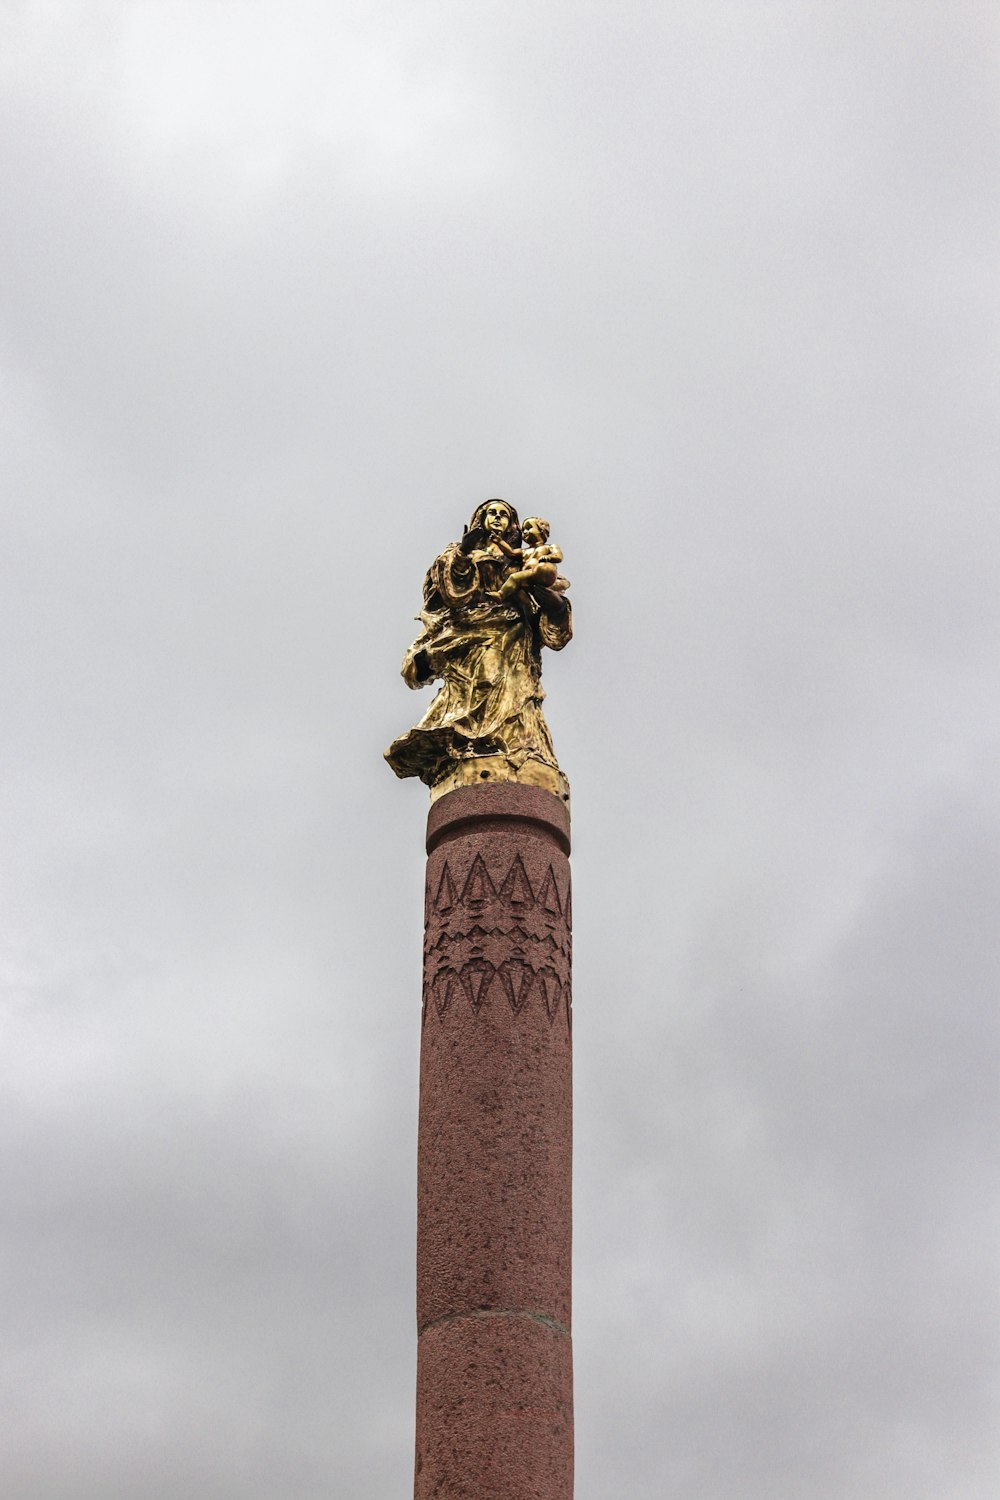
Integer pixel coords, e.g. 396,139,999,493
2,3,998,1496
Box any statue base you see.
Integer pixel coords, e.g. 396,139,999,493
428,755,571,807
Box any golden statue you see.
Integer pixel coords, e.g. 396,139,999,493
384,500,572,800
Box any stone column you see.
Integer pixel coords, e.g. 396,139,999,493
414,782,573,1500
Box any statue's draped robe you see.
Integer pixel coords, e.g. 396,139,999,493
385,542,572,788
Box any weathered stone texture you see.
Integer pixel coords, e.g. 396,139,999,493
415,1314,573,1500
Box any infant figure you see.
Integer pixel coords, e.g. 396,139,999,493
494,516,568,602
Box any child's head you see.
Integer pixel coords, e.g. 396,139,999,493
522,516,550,546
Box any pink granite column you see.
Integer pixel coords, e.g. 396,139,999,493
415,783,573,1500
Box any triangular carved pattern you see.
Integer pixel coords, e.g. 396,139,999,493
458,957,495,1012
424,850,570,1026
497,853,535,908
428,852,569,923
434,864,457,914
430,966,460,1018
460,853,495,907
537,865,562,918
424,956,570,1025
496,956,535,1013
535,965,563,1022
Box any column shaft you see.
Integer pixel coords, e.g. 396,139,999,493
415,784,573,1500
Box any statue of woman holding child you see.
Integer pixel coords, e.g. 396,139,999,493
384,499,572,798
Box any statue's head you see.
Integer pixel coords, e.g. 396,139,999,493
522,516,550,546
469,498,521,545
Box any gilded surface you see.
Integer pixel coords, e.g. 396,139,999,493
385,500,572,794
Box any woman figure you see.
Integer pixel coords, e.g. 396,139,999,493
384,499,572,792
